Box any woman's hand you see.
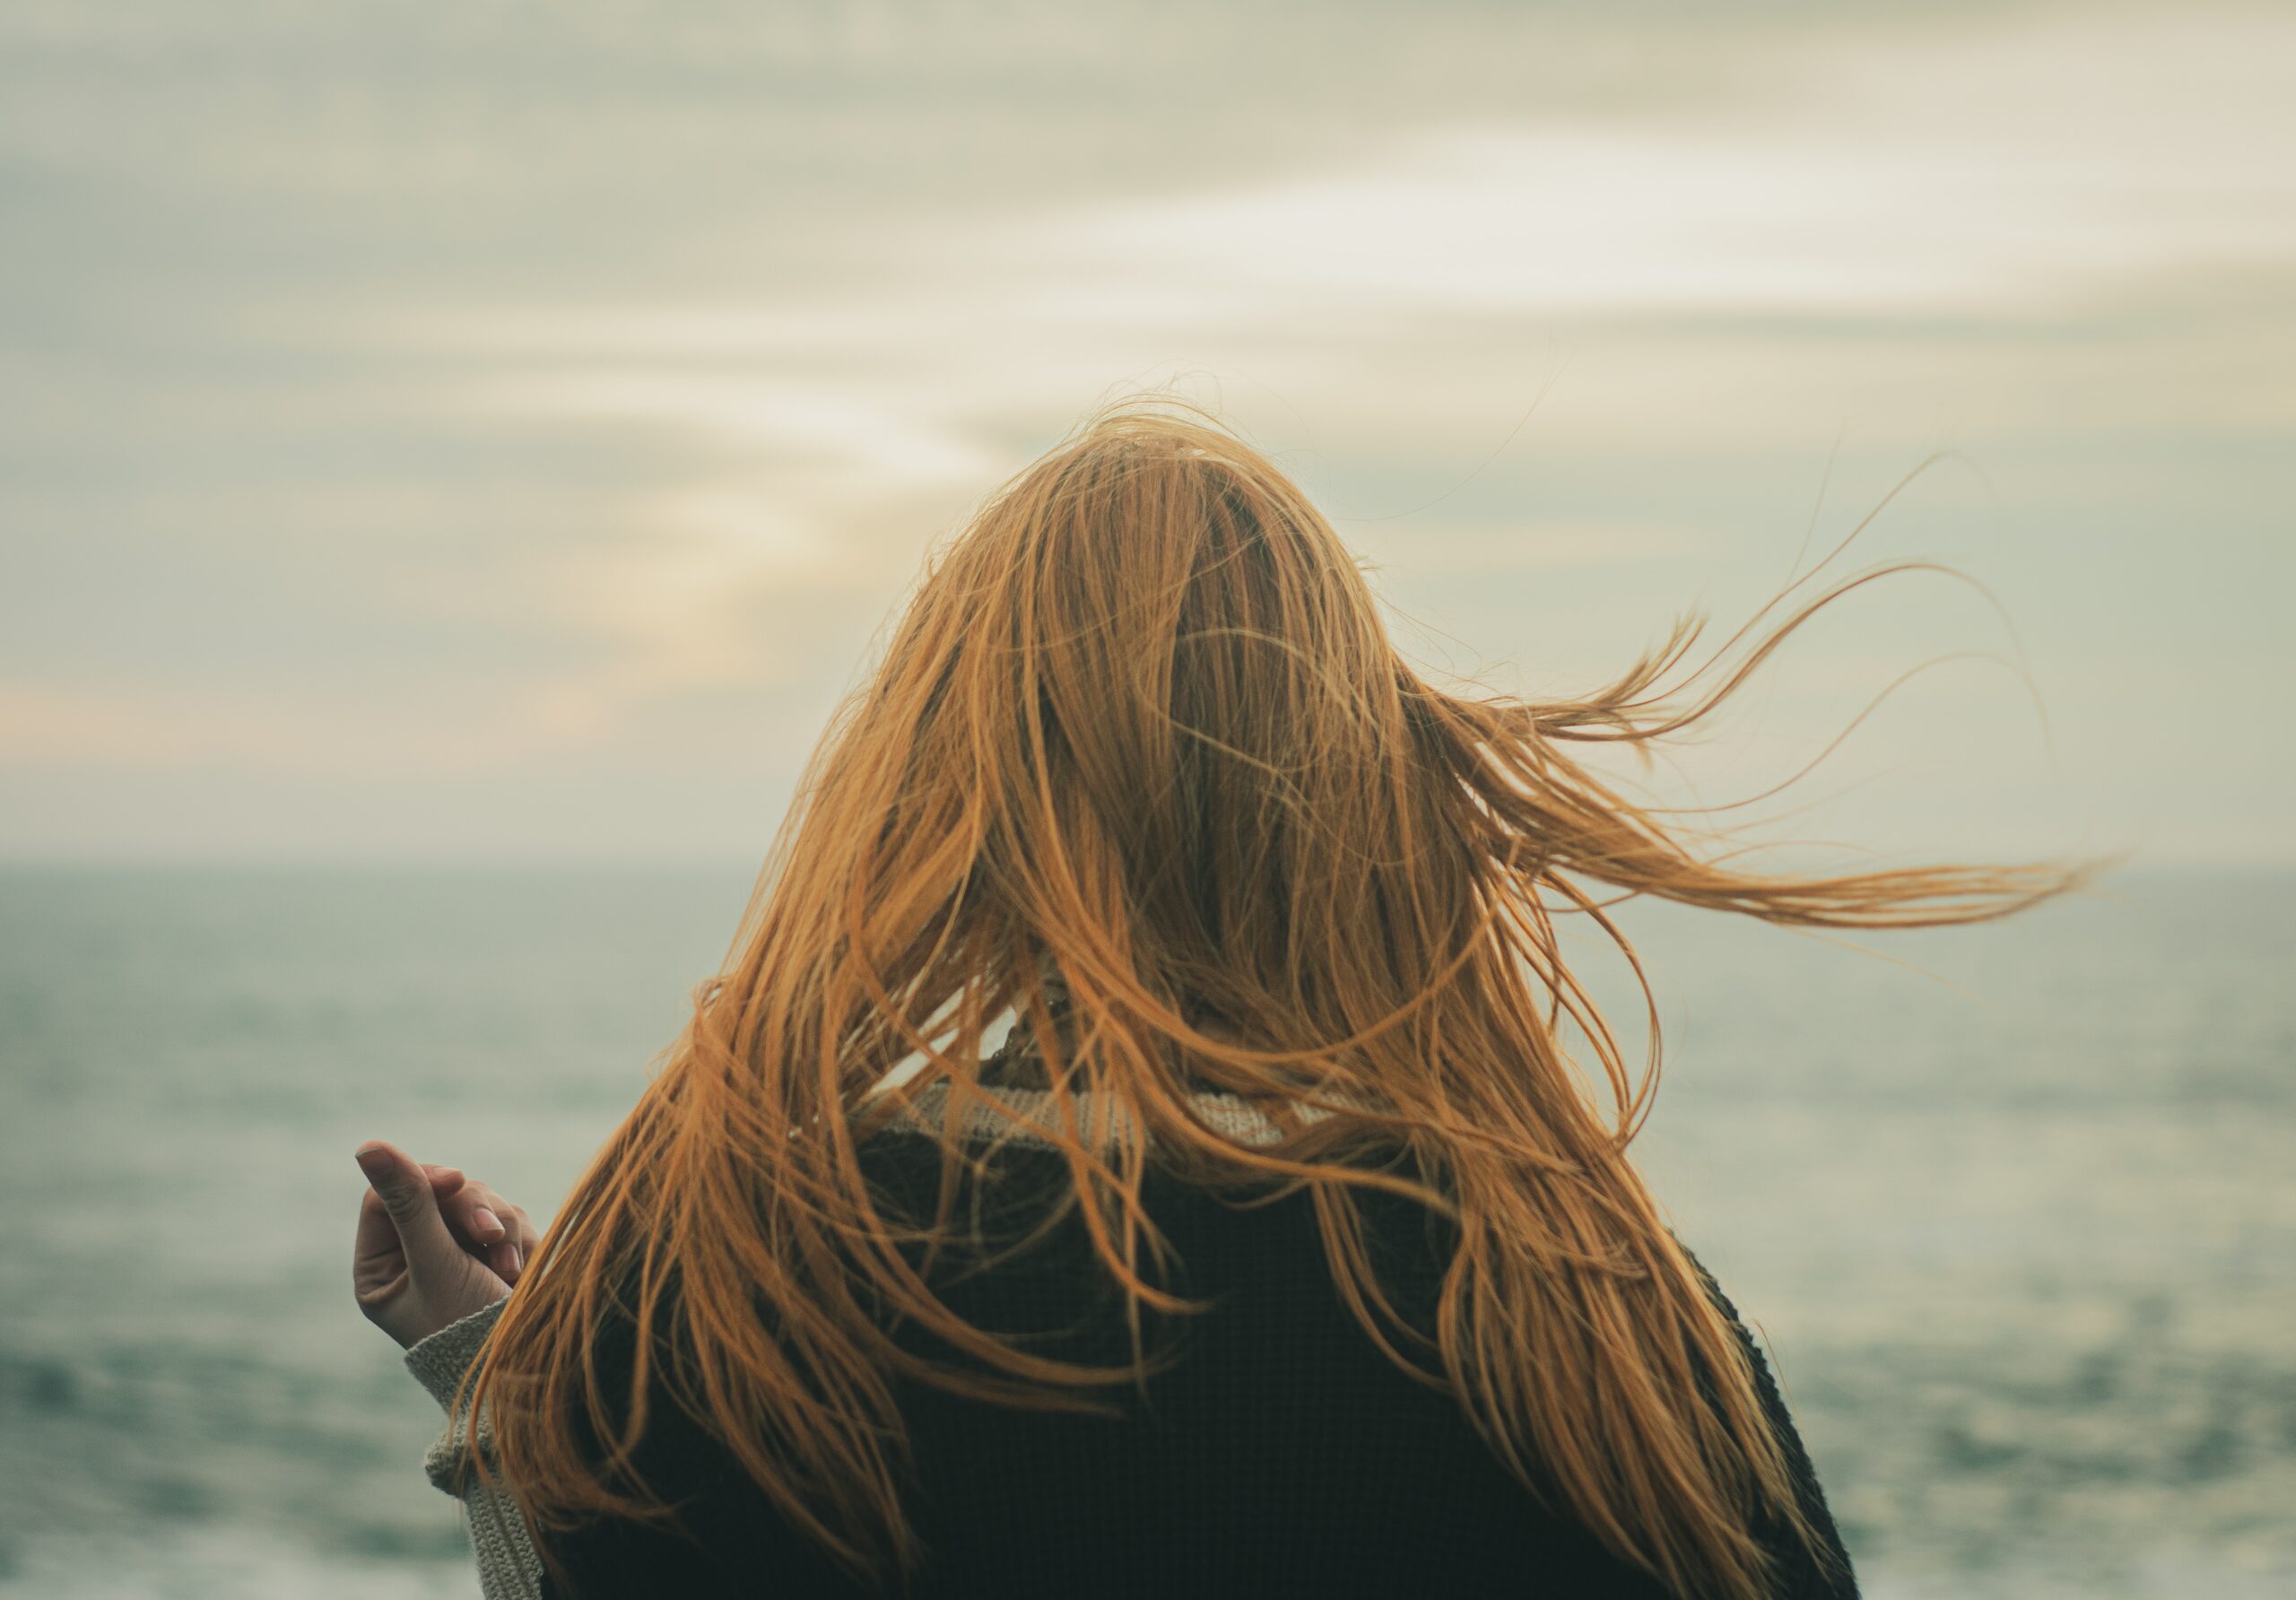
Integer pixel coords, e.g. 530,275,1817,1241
351,1139,542,1350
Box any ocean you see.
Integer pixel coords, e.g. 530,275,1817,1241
0,863,2288,1597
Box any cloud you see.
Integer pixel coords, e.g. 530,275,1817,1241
457,370,1004,491
988,15,2296,324
6,2,2287,858
370,4,2296,474
1359,518,1708,576
0,684,243,769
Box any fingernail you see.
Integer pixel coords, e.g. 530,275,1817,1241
472,1208,504,1239
508,1246,524,1275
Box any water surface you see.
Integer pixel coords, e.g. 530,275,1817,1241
0,864,2286,1596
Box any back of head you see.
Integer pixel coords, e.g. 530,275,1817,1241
474,394,2116,1600
855,398,1487,1085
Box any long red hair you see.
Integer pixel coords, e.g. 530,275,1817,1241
465,396,2117,1598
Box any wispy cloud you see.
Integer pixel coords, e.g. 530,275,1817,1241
4,2,2287,858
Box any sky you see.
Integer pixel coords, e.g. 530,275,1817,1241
2,0,2289,867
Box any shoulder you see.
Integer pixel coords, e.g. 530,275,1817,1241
1672,1242,1862,1599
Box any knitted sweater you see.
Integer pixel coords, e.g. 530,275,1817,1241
404,1083,1858,1599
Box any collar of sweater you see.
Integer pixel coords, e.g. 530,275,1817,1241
863,1076,1344,1152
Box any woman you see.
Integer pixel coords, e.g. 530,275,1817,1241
352,398,2109,1598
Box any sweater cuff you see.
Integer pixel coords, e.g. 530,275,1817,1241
404,1296,509,1413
